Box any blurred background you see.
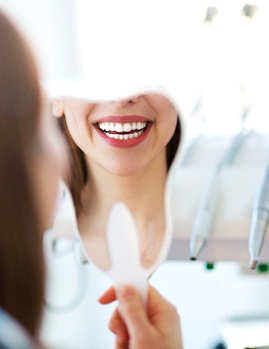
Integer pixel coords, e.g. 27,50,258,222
1,1,269,348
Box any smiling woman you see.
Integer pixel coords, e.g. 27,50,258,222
52,90,181,270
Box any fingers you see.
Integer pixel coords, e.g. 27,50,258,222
108,308,129,349
147,285,177,318
98,286,129,347
116,285,152,339
147,285,181,331
100,284,183,349
114,340,127,349
98,286,116,304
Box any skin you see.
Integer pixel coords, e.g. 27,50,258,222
52,94,178,269
99,285,184,349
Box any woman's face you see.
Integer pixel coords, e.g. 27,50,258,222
32,101,67,231
55,93,178,176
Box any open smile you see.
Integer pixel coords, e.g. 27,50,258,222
97,121,149,140
94,117,152,148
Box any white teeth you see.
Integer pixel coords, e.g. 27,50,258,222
98,121,147,141
123,123,131,132
98,121,147,133
105,130,143,140
115,123,123,132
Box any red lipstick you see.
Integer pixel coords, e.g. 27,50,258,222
94,115,152,148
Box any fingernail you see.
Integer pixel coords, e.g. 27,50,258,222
118,285,134,300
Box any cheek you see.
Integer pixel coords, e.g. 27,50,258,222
63,101,95,136
64,113,91,149
147,95,178,140
162,113,178,146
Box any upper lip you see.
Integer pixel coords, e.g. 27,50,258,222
93,115,151,123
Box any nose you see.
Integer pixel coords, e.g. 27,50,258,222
114,95,140,106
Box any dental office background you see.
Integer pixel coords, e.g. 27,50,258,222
1,0,269,348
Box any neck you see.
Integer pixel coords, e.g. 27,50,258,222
78,152,168,269
82,153,167,223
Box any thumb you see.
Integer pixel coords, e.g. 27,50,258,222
117,285,150,338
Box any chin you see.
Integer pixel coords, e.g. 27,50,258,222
107,165,145,177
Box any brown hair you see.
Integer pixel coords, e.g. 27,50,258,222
0,12,45,337
58,112,181,216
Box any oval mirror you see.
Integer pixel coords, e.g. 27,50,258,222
52,87,184,284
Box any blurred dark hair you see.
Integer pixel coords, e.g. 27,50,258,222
0,11,45,337
166,116,180,170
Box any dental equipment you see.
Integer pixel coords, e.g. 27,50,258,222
45,238,89,313
189,165,220,260
249,161,269,270
189,129,253,260
45,181,88,313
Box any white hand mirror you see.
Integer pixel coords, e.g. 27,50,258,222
52,87,183,303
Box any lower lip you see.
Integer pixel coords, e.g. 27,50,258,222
95,124,152,148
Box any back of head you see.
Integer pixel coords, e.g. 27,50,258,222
0,11,44,338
